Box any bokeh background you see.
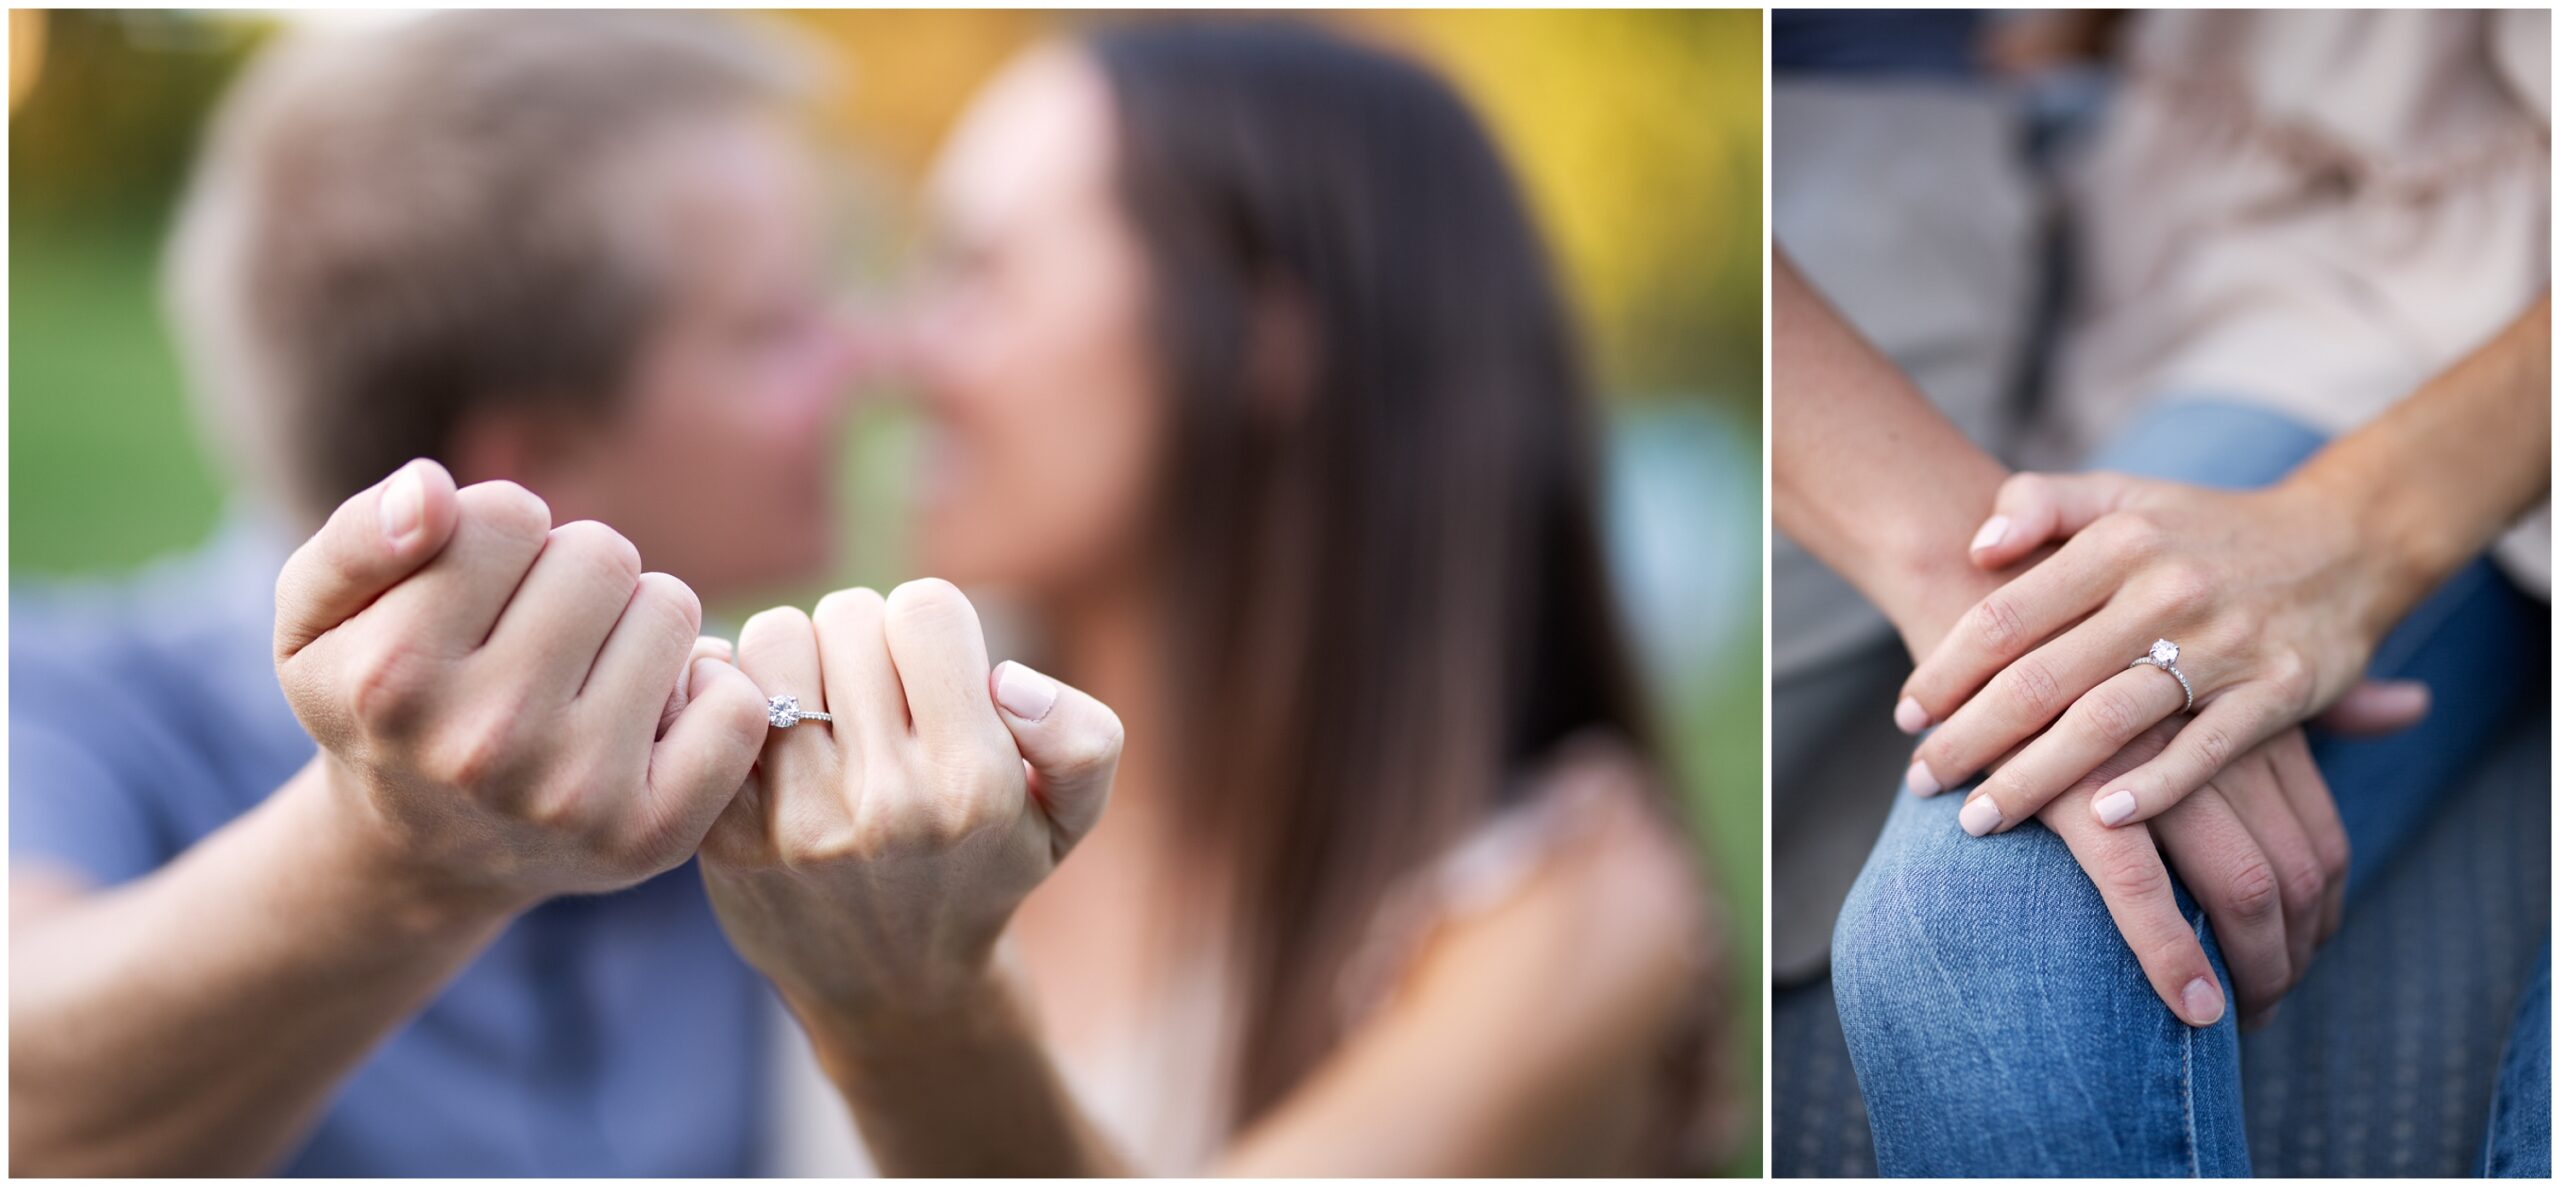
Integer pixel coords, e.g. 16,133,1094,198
10,9,1763,1170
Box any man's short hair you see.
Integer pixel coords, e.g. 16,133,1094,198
165,11,815,518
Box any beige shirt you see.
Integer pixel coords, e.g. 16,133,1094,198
2034,9,2552,594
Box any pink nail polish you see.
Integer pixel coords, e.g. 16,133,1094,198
994,661,1059,722
1969,515,2010,554
1959,796,2002,836
1905,760,1942,797
1893,696,1930,735
2096,789,2138,826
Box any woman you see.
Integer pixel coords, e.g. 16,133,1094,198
698,20,1719,1175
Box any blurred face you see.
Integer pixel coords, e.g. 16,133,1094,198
904,47,1165,595
526,113,860,603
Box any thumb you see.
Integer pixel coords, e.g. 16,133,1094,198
989,661,1122,856
274,458,461,662
2315,678,2432,737
1970,471,2138,570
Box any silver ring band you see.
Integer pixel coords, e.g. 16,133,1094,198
765,694,832,729
2128,638,2194,714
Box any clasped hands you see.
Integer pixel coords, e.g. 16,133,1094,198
1889,470,2429,1029
274,460,1121,1030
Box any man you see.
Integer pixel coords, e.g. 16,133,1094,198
14,12,857,1174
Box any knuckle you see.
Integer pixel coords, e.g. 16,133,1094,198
2278,858,2326,916
1057,708,1128,777
2140,935,2204,985
346,637,437,729
461,480,553,541
738,605,815,652
548,520,644,584
1998,656,2066,723
2265,650,2315,708
883,577,976,638
2149,562,2212,617
813,586,887,631
1971,595,2030,652
1998,471,2047,509
2098,512,2161,562
630,572,705,639
435,710,525,789
2189,722,2238,772
2098,854,2173,903
2076,684,2148,745
2222,857,2283,923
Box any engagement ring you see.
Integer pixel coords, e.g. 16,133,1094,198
765,694,833,729
2128,638,2193,714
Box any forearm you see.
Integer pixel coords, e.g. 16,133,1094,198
1771,248,2013,652
2284,292,2553,639
8,760,520,1175
796,963,1128,1176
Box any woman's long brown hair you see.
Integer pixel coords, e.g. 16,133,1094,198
1085,19,1677,1129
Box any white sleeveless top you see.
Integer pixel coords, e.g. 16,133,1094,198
757,761,1715,1174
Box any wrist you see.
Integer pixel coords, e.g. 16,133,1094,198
1878,549,2013,661
2266,469,2435,646
283,758,537,937
787,952,1023,1077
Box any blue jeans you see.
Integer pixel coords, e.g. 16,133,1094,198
1833,400,2550,1176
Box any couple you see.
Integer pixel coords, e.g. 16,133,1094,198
1773,9,2551,1175
9,12,1714,1176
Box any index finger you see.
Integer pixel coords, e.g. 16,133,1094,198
275,458,460,661
1896,526,2125,734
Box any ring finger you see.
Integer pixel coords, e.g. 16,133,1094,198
1953,663,2188,836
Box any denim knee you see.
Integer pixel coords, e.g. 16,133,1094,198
1831,789,2248,1175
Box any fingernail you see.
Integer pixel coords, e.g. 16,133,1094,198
1905,760,1942,797
380,461,425,544
1969,515,2010,554
1959,795,2002,836
2096,788,2138,826
2182,976,2226,1027
1893,696,1930,735
993,661,1058,722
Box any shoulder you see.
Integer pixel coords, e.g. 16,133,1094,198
1396,731,1720,1044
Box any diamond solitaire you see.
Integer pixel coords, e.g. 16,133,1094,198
765,694,833,729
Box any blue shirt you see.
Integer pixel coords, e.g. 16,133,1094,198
10,514,770,1175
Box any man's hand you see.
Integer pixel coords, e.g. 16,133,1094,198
274,459,771,912
699,579,1122,1026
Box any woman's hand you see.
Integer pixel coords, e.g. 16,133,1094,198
696,579,1123,1026
1897,470,2424,834
2021,722,2347,1028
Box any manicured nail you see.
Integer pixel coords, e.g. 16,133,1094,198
1969,515,2010,554
1959,795,2002,836
1905,760,1942,797
2095,788,2138,826
2182,976,2226,1027
1893,696,1930,735
993,661,1058,722
380,461,425,544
